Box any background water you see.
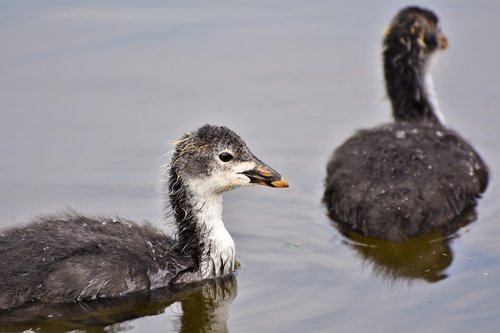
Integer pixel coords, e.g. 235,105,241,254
1,1,499,332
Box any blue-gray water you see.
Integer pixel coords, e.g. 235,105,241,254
1,1,499,332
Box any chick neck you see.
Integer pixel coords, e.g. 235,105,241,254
383,36,444,125
168,166,235,280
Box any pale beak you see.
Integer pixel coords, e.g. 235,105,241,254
438,31,448,50
239,155,289,188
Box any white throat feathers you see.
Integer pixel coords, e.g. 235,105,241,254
424,53,446,124
184,178,236,278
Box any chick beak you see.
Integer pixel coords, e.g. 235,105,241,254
239,156,289,188
438,31,448,50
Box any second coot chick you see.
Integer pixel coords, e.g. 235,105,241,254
323,7,488,241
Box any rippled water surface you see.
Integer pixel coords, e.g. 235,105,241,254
1,1,499,332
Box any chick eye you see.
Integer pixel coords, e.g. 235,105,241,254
219,152,233,162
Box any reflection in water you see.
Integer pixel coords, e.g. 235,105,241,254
329,208,478,283
177,276,235,333
0,275,237,333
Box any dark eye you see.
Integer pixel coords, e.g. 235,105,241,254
219,152,233,162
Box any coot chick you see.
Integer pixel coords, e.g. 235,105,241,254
323,7,488,241
0,124,288,309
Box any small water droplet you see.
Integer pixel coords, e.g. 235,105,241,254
396,130,406,139
436,130,443,137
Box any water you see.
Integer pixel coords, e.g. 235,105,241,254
1,1,499,332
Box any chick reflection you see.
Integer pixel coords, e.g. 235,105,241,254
0,275,237,333
176,276,237,333
330,208,477,283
